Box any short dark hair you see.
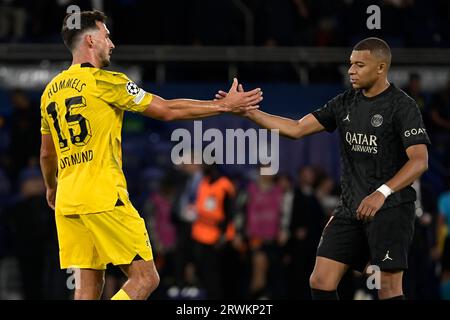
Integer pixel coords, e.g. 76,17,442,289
353,37,392,68
61,10,107,51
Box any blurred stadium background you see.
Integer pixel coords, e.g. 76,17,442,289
0,0,449,300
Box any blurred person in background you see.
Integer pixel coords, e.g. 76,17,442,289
315,172,340,217
404,178,440,299
191,164,235,299
403,73,426,112
287,166,326,299
8,90,40,186
171,159,202,293
5,167,67,299
0,0,26,42
143,173,178,298
276,173,295,251
244,168,286,299
437,178,450,299
428,79,450,170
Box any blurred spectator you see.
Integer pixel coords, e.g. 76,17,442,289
172,159,202,289
429,79,450,132
0,0,26,42
191,165,235,299
287,166,326,299
309,0,345,47
7,90,40,186
142,173,178,298
404,73,426,112
315,172,339,216
276,173,295,247
0,115,10,168
291,0,314,45
220,173,248,299
4,167,68,299
428,79,450,169
437,178,450,299
244,169,285,299
404,179,441,299
1,0,449,47
0,167,12,263
27,0,92,42
0,167,11,207
191,0,243,45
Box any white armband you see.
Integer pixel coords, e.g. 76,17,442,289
377,184,394,198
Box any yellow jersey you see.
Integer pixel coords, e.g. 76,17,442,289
40,63,153,215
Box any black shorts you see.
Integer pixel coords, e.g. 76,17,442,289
316,202,415,272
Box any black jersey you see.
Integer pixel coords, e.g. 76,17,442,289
312,84,430,219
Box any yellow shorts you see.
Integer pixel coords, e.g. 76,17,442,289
55,202,153,270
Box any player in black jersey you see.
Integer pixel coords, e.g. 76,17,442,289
216,37,430,300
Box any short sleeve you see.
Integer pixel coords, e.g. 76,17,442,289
41,116,50,134
394,98,431,149
40,95,51,134
94,71,153,113
311,94,341,132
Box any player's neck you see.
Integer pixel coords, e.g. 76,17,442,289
71,51,101,68
362,79,390,98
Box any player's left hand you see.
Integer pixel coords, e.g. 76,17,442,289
215,83,256,116
217,78,262,113
356,190,386,221
46,187,56,210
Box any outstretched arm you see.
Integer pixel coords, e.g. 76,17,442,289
142,78,262,121
245,110,325,139
215,86,325,139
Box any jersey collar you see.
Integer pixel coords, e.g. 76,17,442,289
359,83,395,101
80,62,95,68
68,62,96,70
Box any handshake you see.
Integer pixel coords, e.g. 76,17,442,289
213,78,263,116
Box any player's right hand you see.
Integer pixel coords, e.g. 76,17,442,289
216,78,262,113
215,83,244,100
46,187,56,210
215,82,258,116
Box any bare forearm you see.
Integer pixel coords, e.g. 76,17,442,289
246,110,323,139
167,99,223,120
244,110,300,138
385,158,428,192
40,155,58,189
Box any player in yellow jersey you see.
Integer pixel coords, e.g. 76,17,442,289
39,10,263,300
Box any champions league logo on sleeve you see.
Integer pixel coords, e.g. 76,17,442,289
126,81,140,95
126,81,146,104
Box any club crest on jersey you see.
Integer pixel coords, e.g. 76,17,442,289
126,81,140,95
371,114,383,127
